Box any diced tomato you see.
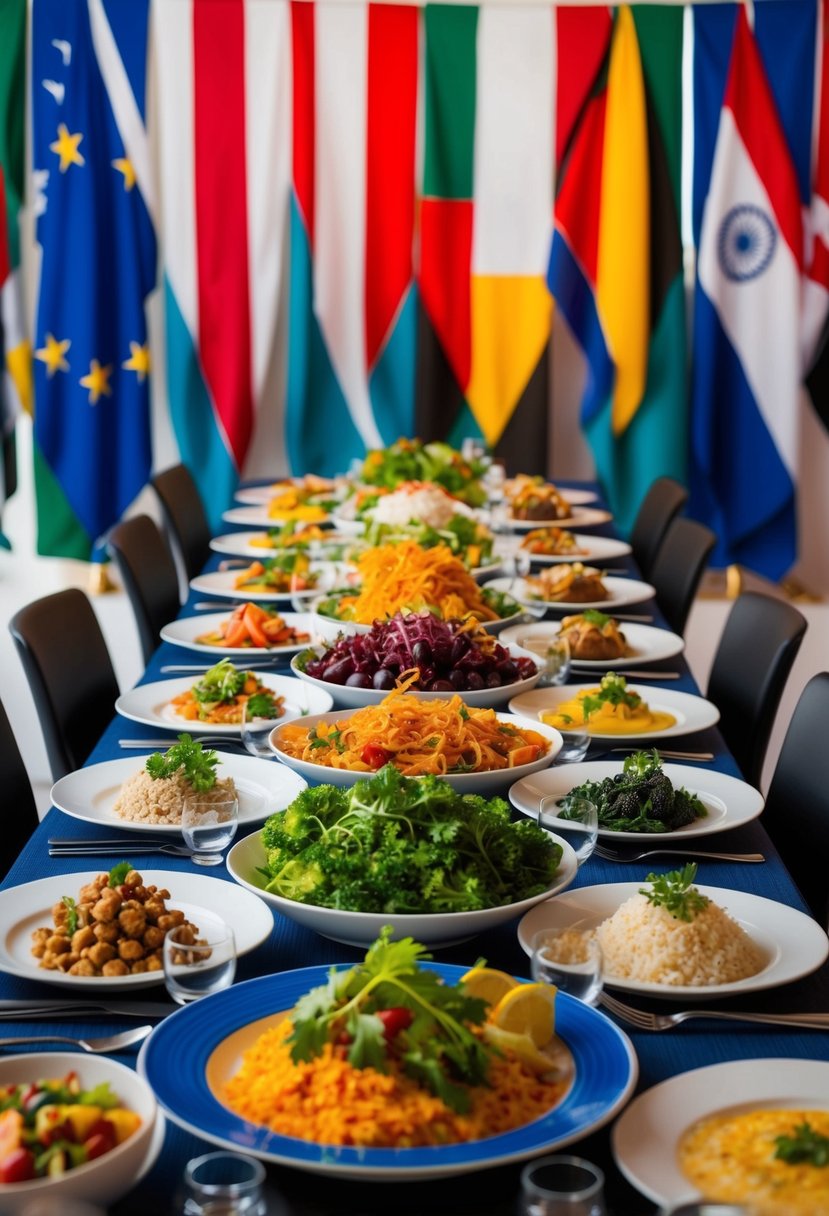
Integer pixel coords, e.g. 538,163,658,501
361,744,391,770
43,1120,76,1146
376,1007,413,1040
0,1147,35,1183
84,1130,116,1161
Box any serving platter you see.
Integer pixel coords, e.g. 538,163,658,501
138,965,637,1179
222,505,334,528
484,575,655,612
51,754,308,835
496,533,632,565
500,621,684,669
159,611,321,657
517,883,829,999
115,673,333,734
508,762,765,841
0,871,273,991
612,1058,829,1208
507,684,720,741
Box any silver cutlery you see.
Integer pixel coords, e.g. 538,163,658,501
49,837,174,847
160,661,292,674
0,999,177,1019
593,844,765,864
118,737,247,750
50,844,193,858
599,991,829,1032
606,747,714,761
0,1026,153,1054
192,600,236,610
595,670,681,681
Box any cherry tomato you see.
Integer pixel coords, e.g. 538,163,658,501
376,1007,414,1040
360,743,391,769
0,1147,35,1183
43,1120,76,1146
84,1132,115,1161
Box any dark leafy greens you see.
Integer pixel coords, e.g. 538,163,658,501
565,750,707,833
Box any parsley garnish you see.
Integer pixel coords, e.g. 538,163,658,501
62,896,78,935
774,1122,829,1167
145,734,219,792
108,861,133,888
245,692,281,719
640,864,709,922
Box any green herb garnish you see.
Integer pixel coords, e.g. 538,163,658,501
61,896,78,935
640,864,709,922
108,861,133,888
774,1122,829,1167
191,658,246,704
582,608,611,627
245,692,282,719
145,733,219,792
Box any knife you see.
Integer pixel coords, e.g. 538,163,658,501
0,999,178,1018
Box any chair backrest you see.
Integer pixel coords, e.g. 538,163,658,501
9,588,119,781
151,463,212,582
648,516,716,636
0,696,39,880
108,514,182,665
707,592,807,789
763,672,829,926
628,477,689,579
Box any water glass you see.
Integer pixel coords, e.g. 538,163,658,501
163,919,236,1005
659,1207,758,1216
240,700,277,758
181,793,238,866
538,795,598,866
520,1155,607,1215
518,632,571,687
555,731,591,763
531,927,603,1006
184,1151,266,1215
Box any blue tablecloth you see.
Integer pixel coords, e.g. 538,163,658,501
3,484,828,1214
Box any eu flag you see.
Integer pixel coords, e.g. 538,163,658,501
32,0,154,560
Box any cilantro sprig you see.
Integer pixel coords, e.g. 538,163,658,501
145,734,219,792
774,1121,829,1167
581,672,641,722
640,864,710,922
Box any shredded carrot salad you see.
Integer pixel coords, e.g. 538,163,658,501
274,686,550,774
328,541,500,623
224,1019,566,1148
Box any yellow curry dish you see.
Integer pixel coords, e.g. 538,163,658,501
539,673,676,735
678,1108,829,1214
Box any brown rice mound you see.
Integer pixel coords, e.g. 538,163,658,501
113,768,237,825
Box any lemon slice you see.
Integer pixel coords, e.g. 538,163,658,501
482,1025,561,1076
460,967,518,1007
489,982,556,1048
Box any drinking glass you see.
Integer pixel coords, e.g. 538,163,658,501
538,795,598,866
163,919,236,1005
531,927,603,1006
240,700,276,758
183,1151,266,1215
181,793,238,866
518,632,571,688
461,436,487,464
555,730,591,763
520,1155,607,1216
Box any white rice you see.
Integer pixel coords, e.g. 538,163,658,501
371,484,476,529
113,769,238,825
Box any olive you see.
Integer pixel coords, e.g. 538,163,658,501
411,640,432,667
498,660,519,683
449,669,467,691
323,657,355,684
345,672,371,688
372,668,396,691
465,671,485,691
430,679,455,692
485,671,502,689
450,635,470,665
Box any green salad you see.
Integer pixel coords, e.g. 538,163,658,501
565,750,707,833
360,438,488,506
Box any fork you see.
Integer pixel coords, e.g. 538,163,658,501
593,844,765,864
119,736,248,750
605,747,714,761
49,843,193,858
598,991,829,1032
0,1025,153,1053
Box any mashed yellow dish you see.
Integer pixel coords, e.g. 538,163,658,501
539,673,676,735
679,1109,829,1214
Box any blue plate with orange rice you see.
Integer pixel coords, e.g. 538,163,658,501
138,964,637,1180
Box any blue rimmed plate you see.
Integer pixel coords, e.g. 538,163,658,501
138,964,637,1180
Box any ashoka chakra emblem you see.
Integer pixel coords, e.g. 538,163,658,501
717,204,777,282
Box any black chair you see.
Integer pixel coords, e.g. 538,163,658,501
628,477,689,579
9,588,120,781
0,696,40,881
762,672,829,926
648,516,716,636
108,514,182,665
707,592,807,789
151,463,212,583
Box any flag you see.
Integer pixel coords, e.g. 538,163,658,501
31,0,155,560
547,5,686,536
804,0,829,376
0,0,31,546
690,8,804,581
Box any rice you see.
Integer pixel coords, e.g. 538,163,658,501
224,1019,566,1148
594,892,767,986
113,768,237,825
371,483,475,529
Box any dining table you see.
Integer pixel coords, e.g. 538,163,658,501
2,480,828,1216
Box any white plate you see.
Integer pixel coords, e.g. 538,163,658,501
504,507,613,531
508,684,720,741
51,754,308,835
159,611,321,656
209,532,360,561
484,575,655,612
115,673,333,734
509,763,765,841
0,871,273,991
189,568,342,605
499,533,632,565
612,1058,829,1208
222,504,333,528
517,882,829,999
227,830,579,947
234,479,343,506
499,621,685,669
290,642,541,709
268,708,562,794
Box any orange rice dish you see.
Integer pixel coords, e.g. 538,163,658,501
224,1019,567,1148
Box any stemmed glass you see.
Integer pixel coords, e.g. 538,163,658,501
537,795,598,866
181,792,239,866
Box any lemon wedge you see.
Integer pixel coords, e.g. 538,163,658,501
482,1025,562,1076
460,967,518,1008
489,982,556,1048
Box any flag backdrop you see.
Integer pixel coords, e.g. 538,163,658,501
9,0,829,582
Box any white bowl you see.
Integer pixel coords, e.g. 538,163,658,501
289,643,541,709
310,597,525,641
226,830,578,947
268,708,563,793
0,1052,159,1211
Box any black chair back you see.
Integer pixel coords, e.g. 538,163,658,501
151,463,212,582
707,592,807,788
108,514,182,665
0,697,39,880
649,517,716,636
629,477,689,579
763,672,829,926
9,588,119,780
